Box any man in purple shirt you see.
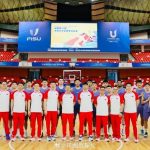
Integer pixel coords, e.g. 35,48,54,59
136,80,145,135
72,79,82,136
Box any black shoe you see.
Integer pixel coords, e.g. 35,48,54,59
144,132,148,138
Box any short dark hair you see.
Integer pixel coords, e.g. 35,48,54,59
42,79,47,82
136,80,142,84
82,82,88,86
100,86,105,89
103,79,108,83
107,85,112,88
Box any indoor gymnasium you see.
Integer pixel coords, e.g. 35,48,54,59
0,0,150,150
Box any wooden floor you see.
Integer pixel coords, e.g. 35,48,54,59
0,116,150,150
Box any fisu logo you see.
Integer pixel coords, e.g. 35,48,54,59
107,29,119,42
109,30,117,38
30,28,39,36
27,28,41,41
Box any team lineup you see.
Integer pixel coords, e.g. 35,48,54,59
0,78,150,144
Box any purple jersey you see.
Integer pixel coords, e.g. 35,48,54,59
143,91,150,102
93,90,100,97
56,86,65,95
72,87,82,102
136,88,145,103
40,87,49,94
24,88,34,94
136,88,144,96
118,87,125,95
143,91,150,119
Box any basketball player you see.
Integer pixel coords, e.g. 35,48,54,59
40,79,49,137
91,82,99,134
24,80,34,138
60,84,75,140
28,83,43,141
123,83,139,143
135,80,145,135
110,86,124,142
0,81,11,140
44,81,59,141
141,83,150,138
72,79,82,136
11,82,28,141
78,82,94,141
94,86,110,142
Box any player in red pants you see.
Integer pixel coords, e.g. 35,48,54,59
11,82,28,141
44,81,59,141
0,81,11,140
60,84,75,140
78,82,94,141
94,86,110,142
109,86,124,142
123,83,139,143
28,83,43,141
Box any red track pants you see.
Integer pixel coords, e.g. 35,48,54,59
124,112,138,139
12,113,25,138
111,114,121,139
62,113,74,137
30,113,42,138
96,116,108,138
46,111,58,136
0,112,10,135
79,112,93,136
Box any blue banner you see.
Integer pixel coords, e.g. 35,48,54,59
75,62,119,68
18,21,51,52
32,62,69,67
0,62,19,66
98,22,130,53
130,39,150,45
0,38,18,43
132,63,150,68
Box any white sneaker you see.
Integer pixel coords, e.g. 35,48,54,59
124,138,129,142
79,135,83,141
116,138,122,142
88,136,93,141
51,136,56,141
96,138,100,142
30,137,35,141
54,132,58,138
20,137,25,141
11,137,16,142
69,137,74,141
112,138,116,141
37,138,42,141
104,138,110,142
47,136,51,141
134,139,139,143
62,137,66,141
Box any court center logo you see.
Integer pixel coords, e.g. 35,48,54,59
107,29,120,42
27,28,42,41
